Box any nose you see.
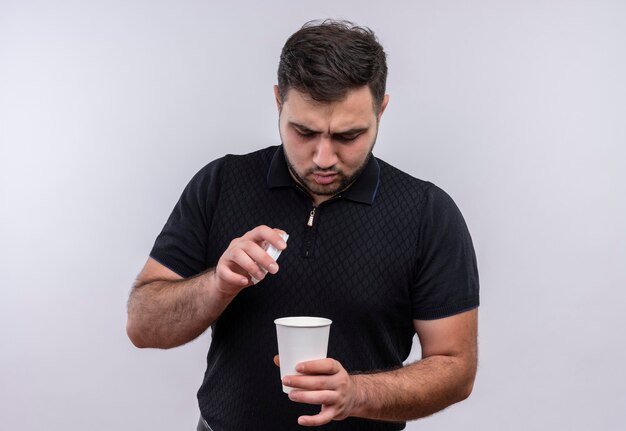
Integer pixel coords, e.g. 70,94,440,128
312,137,338,169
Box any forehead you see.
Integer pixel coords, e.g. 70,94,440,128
282,87,376,130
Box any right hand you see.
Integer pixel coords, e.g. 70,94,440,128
213,225,287,297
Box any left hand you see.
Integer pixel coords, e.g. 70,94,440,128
274,355,359,426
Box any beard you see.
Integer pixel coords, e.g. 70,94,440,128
283,149,373,199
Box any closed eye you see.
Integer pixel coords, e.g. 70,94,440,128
334,134,360,142
295,129,316,138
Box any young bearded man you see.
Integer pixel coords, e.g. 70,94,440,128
127,20,479,430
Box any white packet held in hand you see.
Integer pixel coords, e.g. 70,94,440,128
252,231,289,284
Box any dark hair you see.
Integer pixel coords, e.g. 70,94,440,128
277,19,388,111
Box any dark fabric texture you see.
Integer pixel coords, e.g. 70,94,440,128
150,145,479,431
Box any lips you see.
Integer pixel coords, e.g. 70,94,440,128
312,173,337,185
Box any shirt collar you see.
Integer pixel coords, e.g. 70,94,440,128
267,145,380,205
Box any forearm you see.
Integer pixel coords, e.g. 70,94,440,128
350,355,476,422
126,269,234,349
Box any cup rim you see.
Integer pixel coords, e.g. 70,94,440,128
274,316,332,327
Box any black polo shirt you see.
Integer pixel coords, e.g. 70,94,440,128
150,145,479,431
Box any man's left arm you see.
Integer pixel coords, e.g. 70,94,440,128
282,308,478,427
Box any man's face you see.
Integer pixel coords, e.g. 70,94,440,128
275,86,388,205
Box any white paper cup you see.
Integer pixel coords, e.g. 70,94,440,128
274,316,332,393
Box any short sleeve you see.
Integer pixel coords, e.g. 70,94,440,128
411,184,479,320
149,158,224,278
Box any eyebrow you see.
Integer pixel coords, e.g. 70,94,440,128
289,122,368,136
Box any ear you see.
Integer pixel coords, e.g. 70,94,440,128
377,94,390,120
273,85,282,112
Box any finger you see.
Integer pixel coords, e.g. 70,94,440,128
273,355,280,367
243,226,287,266
243,224,274,240
227,247,268,281
289,389,338,406
222,226,287,283
245,226,288,251
269,228,288,250
239,241,280,275
215,263,250,286
283,374,336,391
296,358,341,375
230,235,283,277
297,407,337,427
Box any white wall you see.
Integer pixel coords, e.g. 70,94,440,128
1,1,624,430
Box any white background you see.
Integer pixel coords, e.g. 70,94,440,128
1,1,625,430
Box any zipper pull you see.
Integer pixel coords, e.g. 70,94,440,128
307,207,317,227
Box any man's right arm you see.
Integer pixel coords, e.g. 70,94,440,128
126,226,287,349
126,258,232,349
